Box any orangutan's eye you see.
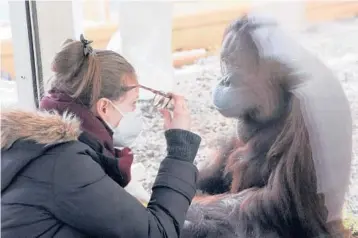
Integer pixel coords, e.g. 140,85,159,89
220,74,231,87
224,78,231,86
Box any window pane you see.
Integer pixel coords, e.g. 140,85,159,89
0,0,18,107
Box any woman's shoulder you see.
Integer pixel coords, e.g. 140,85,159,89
49,138,94,155
0,109,104,175
38,140,107,191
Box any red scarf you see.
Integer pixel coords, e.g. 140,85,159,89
40,89,133,186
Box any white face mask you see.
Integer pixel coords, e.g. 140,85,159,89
108,101,144,148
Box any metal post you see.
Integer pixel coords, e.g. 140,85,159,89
8,1,37,109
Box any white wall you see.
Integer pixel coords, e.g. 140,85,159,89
35,0,84,91
112,1,174,100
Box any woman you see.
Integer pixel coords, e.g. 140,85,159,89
1,35,201,237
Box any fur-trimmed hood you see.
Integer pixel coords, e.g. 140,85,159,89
1,109,82,192
1,109,82,150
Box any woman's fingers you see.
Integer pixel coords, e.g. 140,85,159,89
168,93,188,114
162,93,191,131
159,109,171,130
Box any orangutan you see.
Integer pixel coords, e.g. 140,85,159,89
181,14,352,238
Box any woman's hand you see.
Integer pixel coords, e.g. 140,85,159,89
160,93,191,131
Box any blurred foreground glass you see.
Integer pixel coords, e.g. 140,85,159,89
0,1,18,107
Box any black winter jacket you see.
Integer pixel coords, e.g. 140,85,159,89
1,110,201,238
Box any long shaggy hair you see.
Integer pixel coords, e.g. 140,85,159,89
181,15,350,238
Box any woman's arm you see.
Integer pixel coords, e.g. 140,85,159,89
51,129,201,238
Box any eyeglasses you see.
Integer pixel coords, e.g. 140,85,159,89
124,84,173,111
139,84,172,110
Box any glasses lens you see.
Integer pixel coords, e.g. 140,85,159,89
161,97,172,109
152,94,160,108
151,94,172,110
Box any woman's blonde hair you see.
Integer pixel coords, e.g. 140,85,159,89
50,37,136,107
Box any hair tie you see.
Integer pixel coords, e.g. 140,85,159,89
80,34,94,56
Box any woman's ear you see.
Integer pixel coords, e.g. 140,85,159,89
95,98,110,117
95,98,123,128
95,98,115,125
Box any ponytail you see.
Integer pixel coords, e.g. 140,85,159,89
49,34,135,107
83,54,101,107
50,34,102,106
